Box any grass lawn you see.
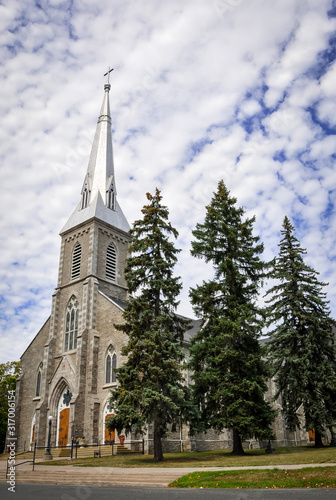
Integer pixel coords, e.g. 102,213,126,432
38,445,336,468
168,466,336,489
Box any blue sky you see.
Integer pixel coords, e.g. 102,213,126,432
1,0,336,362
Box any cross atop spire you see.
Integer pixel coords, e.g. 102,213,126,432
104,67,114,83
104,67,113,91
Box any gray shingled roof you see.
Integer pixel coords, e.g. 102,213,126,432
103,293,201,342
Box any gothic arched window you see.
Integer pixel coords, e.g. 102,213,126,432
65,296,79,351
71,242,81,280
105,347,117,384
35,363,43,397
106,243,117,281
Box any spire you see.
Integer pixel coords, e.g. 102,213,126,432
61,74,130,235
83,80,115,208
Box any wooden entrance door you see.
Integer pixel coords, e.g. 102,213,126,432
58,408,70,446
105,414,115,444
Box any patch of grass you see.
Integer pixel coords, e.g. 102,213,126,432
36,445,336,468
168,466,336,489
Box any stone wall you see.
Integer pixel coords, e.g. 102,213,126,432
16,319,50,451
93,292,129,444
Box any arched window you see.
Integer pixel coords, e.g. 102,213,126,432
65,296,79,351
71,242,81,280
106,243,117,281
105,347,117,384
35,363,43,397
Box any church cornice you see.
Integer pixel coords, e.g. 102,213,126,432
54,275,128,292
60,215,130,241
98,226,130,244
63,227,91,243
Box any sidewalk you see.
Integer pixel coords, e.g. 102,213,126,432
1,458,336,488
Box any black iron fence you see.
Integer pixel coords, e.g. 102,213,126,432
71,439,145,459
6,439,144,473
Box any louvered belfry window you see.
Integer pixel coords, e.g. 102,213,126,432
106,243,117,281
65,295,79,351
71,242,81,279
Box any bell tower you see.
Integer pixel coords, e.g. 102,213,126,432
41,75,131,444
16,72,133,451
57,77,130,302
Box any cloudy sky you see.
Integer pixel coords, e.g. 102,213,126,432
1,0,336,363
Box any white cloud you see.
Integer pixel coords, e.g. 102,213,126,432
1,0,336,362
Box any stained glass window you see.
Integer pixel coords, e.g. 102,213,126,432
35,364,42,397
65,296,79,351
112,353,117,383
106,347,117,384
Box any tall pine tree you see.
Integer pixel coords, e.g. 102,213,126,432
265,216,336,447
108,189,196,461
189,180,275,455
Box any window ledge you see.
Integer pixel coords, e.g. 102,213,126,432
103,383,117,389
63,349,77,355
33,396,41,401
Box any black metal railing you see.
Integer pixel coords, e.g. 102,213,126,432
6,443,37,478
71,439,145,459
10,438,145,471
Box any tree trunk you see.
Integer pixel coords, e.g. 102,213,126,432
231,428,246,455
153,419,164,461
314,428,324,448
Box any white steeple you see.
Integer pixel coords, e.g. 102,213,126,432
61,78,130,235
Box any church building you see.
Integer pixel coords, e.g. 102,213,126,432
15,79,310,453
15,78,134,451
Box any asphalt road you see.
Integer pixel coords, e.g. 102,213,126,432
1,483,336,500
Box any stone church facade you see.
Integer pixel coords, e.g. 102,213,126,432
14,80,310,453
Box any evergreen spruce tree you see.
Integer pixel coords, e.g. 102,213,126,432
189,180,275,455
107,189,196,461
265,216,336,447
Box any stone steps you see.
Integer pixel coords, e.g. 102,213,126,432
0,468,179,487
